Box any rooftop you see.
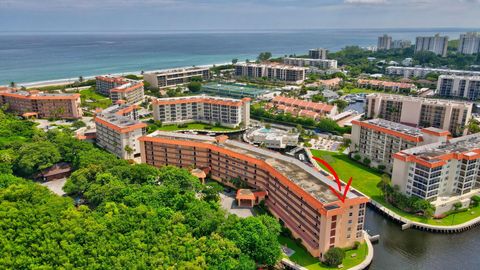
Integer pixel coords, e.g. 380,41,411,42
366,93,474,107
152,94,248,106
235,62,308,71
360,118,423,138
145,131,363,204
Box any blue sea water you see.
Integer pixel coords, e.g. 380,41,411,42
0,28,475,85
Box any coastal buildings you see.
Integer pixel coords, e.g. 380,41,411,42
94,104,147,159
201,82,271,99
392,40,412,49
0,88,82,119
458,32,480,55
386,66,480,79
95,76,145,104
377,35,392,50
437,75,480,100
234,63,307,84
357,79,417,92
152,95,250,128
415,34,449,57
309,48,327,60
246,127,299,149
351,118,449,170
270,96,338,119
365,93,473,137
143,67,210,89
139,131,369,258
283,57,338,70
392,133,480,215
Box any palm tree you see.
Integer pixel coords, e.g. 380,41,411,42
9,82,16,88
124,145,134,159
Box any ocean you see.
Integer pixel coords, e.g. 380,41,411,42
0,28,475,85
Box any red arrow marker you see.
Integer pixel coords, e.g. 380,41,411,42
312,156,353,203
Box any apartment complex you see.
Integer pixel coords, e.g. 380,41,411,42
144,67,210,89
351,119,449,170
0,88,82,119
365,94,473,137
309,48,327,60
270,96,338,118
386,66,480,79
437,75,480,100
392,40,412,49
283,57,338,70
392,133,480,215
357,79,417,92
458,32,480,55
234,63,307,84
201,83,271,99
96,76,144,104
377,35,392,50
415,34,449,57
94,104,147,159
152,95,250,128
140,131,369,258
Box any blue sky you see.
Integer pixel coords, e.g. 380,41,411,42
0,0,479,31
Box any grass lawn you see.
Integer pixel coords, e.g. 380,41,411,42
80,88,112,109
279,235,368,270
157,122,238,132
310,149,480,226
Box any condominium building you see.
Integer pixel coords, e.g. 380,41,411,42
143,67,210,89
377,35,392,50
357,79,417,92
392,40,412,49
415,34,449,57
246,127,299,149
365,94,473,137
234,63,307,84
392,133,480,215
96,76,144,104
386,66,480,79
351,119,449,170
309,48,327,60
201,82,271,99
0,88,82,119
458,32,480,55
437,75,480,100
152,95,250,128
94,104,147,159
283,58,338,70
140,131,369,258
271,96,338,118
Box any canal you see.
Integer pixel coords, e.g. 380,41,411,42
365,207,480,270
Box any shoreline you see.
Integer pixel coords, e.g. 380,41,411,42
11,62,231,88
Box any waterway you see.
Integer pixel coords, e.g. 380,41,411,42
364,207,479,270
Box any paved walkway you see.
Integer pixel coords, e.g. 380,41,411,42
219,192,254,218
41,178,67,196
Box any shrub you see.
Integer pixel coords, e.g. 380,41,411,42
353,154,361,161
304,142,312,147
353,241,360,250
453,202,462,211
363,157,371,165
177,123,188,128
324,247,345,267
378,164,386,171
471,195,480,207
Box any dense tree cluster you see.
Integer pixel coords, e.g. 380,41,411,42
0,110,282,269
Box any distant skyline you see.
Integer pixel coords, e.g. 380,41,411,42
0,0,479,32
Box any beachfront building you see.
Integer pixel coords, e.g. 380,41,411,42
392,40,412,49
94,104,147,159
392,133,480,215
377,35,392,50
143,67,210,89
351,118,449,171
140,131,369,258
386,66,480,79
415,34,449,57
309,48,327,60
283,57,338,70
0,88,82,119
95,76,144,104
201,82,271,99
234,63,307,84
152,95,250,128
246,127,299,149
364,93,473,137
270,96,337,119
458,32,480,55
437,75,480,100
357,79,417,92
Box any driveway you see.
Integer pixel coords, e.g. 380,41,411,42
41,178,67,196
